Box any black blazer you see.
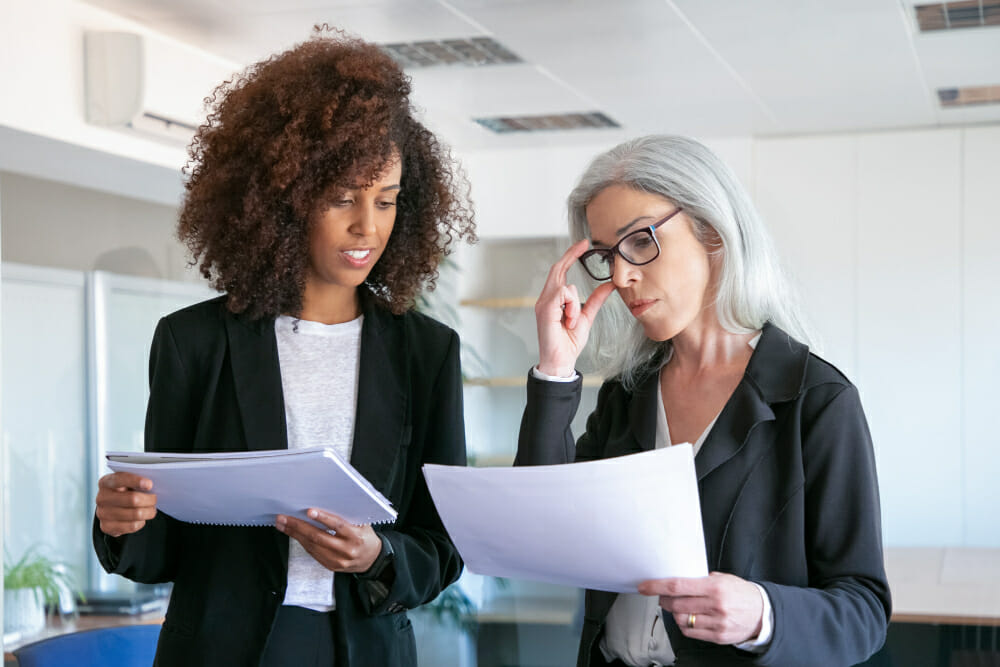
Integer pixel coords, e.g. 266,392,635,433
94,293,466,667
517,324,891,667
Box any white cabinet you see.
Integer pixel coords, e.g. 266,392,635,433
856,129,963,547
961,126,1000,546
753,133,859,377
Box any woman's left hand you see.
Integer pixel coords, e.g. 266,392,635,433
638,572,764,645
276,509,382,574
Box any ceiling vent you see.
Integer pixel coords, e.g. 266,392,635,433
474,112,620,134
381,37,522,68
915,1,1000,31
938,84,1000,106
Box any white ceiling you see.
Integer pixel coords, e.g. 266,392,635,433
81,0,1000,151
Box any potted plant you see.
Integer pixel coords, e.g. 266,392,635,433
412,581,478,667
3,546,80,637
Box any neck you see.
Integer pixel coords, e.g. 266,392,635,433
297,282,362,325
669,309,756,375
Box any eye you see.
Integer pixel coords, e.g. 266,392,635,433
630,234,655,249
377,200,397,209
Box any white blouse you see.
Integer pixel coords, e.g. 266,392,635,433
600,333,773,666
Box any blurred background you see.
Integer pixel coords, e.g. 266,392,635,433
1,1,999,665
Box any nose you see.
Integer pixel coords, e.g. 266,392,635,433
610,252,638,289
349,204,377,236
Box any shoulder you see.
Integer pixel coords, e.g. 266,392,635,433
160,294,229,331
399,308,458,344
152,295,231,357
374,306,459,354
801,352,854,394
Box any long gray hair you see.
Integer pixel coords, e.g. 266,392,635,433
568,135,812,390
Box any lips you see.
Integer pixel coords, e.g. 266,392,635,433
341,248,373,268
627,299,656,317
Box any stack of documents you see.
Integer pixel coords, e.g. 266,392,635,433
106,447,396,527
423,444,707,593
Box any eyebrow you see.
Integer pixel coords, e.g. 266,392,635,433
591,215,656,247
380,185,401,192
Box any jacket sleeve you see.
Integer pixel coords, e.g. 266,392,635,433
516,371,620,465
92,317,192,584
755,384,891,666
356,329,467,614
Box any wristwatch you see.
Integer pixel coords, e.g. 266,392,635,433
361,534,395,582
356,534,396,610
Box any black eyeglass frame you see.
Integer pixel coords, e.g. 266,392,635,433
578,207,684,281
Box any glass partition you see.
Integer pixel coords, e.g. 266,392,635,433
86,271,215,593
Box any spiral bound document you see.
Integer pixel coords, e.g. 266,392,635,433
106,447,397,527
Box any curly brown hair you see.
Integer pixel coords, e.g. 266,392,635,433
178,28,476,318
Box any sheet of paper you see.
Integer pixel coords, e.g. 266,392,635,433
423,444,708,593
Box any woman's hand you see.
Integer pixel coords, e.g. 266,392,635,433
535,240,616,377
95,472,158,537
638,572,764,646
276,509,382,574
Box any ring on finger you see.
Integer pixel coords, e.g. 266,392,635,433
687,613,696,629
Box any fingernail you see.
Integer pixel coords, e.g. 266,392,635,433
307,509,318,519
276,516,286,529
140,479,152,491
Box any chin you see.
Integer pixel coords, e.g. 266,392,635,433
638,315,687,342
640,324,675,343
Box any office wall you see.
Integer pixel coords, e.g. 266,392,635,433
754,125,1000,548
0,172,194,282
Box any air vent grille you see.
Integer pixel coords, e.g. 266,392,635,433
938,85,1000,107
381,37,522,68
915,1,1000,31
474,112,620,134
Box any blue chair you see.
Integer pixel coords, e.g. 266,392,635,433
12,624,160,667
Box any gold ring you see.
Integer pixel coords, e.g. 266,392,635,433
687,613,696,629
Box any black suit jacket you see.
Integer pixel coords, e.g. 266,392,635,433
517,324,891,667
94,293,466,666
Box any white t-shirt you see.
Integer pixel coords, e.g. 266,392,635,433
274,314,363,611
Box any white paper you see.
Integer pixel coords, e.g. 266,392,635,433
106,446,396,527
423,445,708,593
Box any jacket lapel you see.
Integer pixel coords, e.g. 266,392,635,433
695,323,809,481
349,296,409,499
224,311,288,452
628,371,661,453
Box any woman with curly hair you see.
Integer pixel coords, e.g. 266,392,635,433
93,29,475,667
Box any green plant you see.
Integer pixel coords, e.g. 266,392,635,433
3,546,82,606
424,582,477,634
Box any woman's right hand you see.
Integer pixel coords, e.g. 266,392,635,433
535,240,616,377
96,472,158,538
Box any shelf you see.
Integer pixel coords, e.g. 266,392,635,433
464,376,604,388
460,297,535,309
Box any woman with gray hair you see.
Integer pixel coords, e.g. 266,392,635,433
517,135,890,666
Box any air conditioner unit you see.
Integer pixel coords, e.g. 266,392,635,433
84,31,238,145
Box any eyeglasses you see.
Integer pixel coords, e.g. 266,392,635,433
578,207,683,281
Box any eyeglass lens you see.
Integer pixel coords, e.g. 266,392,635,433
581,228,660,279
